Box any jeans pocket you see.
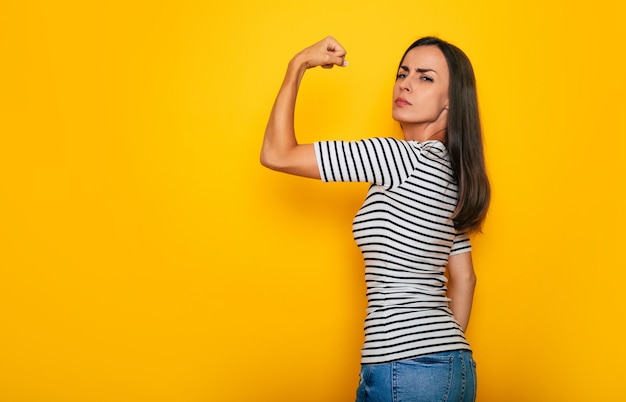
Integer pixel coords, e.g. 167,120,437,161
394,355,453,401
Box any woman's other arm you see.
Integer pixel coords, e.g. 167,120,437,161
260,37,347,178
447,251,477,332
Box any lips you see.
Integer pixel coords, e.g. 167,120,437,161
394,97,412,106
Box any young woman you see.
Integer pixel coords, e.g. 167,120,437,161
261,36,490,402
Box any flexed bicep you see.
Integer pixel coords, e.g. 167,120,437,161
261,143,320,179
260,37,348,180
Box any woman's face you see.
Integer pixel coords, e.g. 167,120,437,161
392,45,450,137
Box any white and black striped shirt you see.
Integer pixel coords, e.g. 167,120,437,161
314,137,472,364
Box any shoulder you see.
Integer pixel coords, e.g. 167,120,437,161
366,137,413,151
414,140,450,161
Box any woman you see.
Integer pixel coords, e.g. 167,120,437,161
261,36,490,402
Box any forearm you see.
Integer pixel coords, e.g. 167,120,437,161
260,57,307,168
447,273,476,332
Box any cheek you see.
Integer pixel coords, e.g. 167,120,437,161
438,93,449,108
421,90,447,111
418,93,448,116
436,86,449,107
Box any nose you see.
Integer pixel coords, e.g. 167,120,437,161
399,78,411,92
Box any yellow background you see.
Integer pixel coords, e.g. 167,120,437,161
1,0,625,401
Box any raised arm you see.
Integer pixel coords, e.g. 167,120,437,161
260,36,348,179
446,251,477,332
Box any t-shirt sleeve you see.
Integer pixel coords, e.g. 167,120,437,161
314,138,417,188
450,231,472,255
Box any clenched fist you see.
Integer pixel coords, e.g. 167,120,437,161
291,36,348,70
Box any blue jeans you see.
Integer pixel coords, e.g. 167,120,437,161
355,350,477,402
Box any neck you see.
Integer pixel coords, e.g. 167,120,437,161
402,124,447,143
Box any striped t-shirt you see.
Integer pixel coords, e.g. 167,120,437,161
314,137,472,365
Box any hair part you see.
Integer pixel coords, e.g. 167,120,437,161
400,37,490,234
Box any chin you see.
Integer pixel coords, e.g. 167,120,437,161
391,110,407,123
392,115,416,125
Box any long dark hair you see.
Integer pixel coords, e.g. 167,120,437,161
399,37,490,234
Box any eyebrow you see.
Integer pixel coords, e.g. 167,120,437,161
399,66,437,74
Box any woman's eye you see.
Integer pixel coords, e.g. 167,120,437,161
421,76,434,82
396,73,407,79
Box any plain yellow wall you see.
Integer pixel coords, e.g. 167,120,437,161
1,0,625,401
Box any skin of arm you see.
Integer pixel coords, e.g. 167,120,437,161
446,251,477,332
260,37,347,178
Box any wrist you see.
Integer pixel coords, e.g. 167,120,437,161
289,53,309,73
281,58,305,88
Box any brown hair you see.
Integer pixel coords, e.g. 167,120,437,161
399,37,490,233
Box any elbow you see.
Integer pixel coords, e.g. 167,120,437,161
260,142,298,172
260,149,281,171
465,269,477,288
259,151,271,169
259,142,274,169
452,270,477,290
